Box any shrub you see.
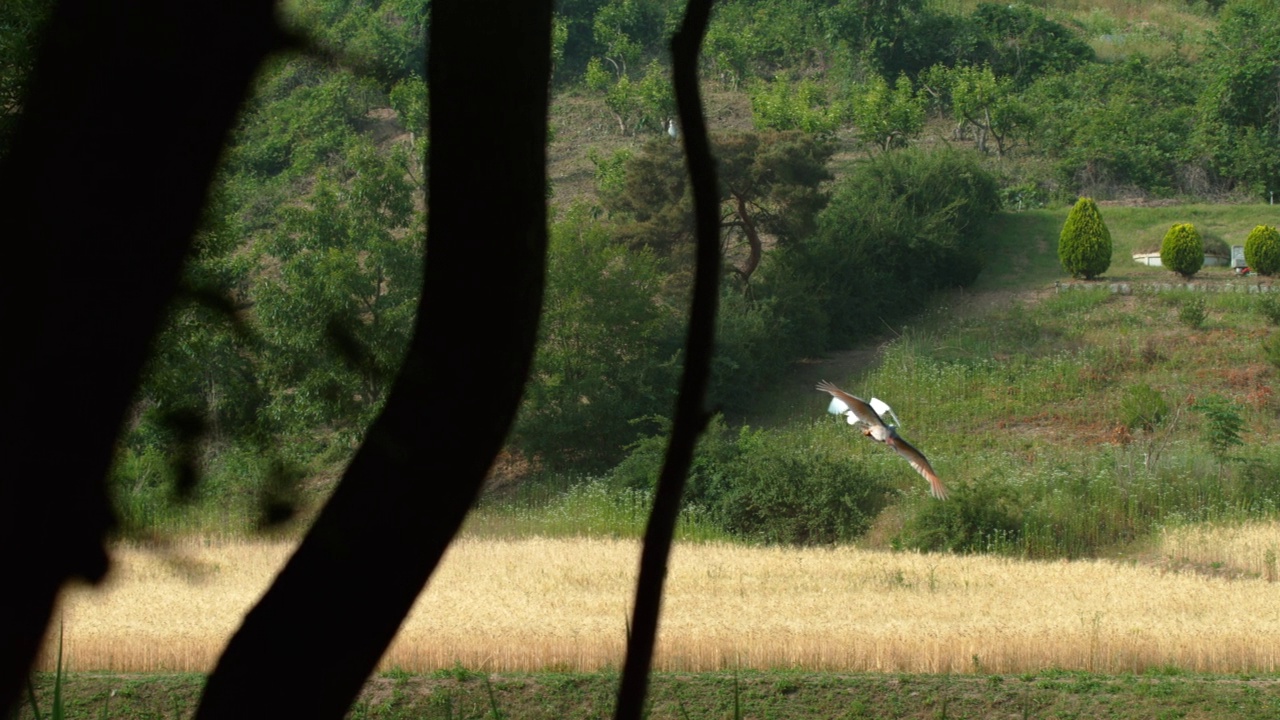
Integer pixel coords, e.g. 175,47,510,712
1264,332,1280,369
1057,197,1112,279
1260,294,1280,325
1160,223,1204,279
895,476,1024,554
1191,394,1245,460
1178,295,1207,329
1244,224,1280,276
1119,384,1169,432
610,419,892,544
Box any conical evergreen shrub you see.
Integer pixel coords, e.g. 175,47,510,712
1058,197,1112,279
1160,223,1204,279
1244,224,1280,276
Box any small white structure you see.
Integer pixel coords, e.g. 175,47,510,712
1132,252,1231,267
1232,245,1247,269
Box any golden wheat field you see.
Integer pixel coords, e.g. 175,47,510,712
45,526,1280,675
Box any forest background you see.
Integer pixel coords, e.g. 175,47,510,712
5,0,1280,554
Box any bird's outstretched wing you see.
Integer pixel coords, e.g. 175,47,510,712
886,435,948,500
816,380,886,430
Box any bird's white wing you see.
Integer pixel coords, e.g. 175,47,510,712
870,397,903,428
827,396,850,415
816,380,886,429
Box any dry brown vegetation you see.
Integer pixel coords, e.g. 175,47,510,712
48,534,1280,676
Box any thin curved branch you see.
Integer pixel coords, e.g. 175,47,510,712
614,0,719,716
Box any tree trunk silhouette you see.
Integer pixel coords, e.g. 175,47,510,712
0,1,285,711
196,1,554,717
615,1,718,717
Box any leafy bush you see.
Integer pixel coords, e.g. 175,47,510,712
1191,394,1245,460
895,476,1024,553
1259,294,1280,325
1057,197,1112,279
1178,295,1207,329
1263,332,1280,369
611,418,892,545
1120,384,1169,432
1244,224,1280,276
1160,222,1204,278
788,148,999,341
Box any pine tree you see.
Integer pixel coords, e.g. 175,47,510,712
1058,197,1112,279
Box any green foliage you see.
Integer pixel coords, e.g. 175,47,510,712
511,207,681,469
1160,222,1205,279
749,77,840,135
1120,384,1170,432
253,138,420,438
1194,0,1280,197
611,418,891,544
1263,331,1280,369
1257,293,1280,325
921,63,1029,157
1025,55,1198,196
1191,394,1246,459
786,148,998,343
849,74,925,152
1244,224,1280,275
1178,295,1208,329
896,476,1023,553
1057,197,1113,279
588,146,634,197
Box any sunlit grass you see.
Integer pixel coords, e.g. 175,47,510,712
51,537,1280,675
464,477,731,542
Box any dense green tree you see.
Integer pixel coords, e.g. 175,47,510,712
1161,222,1205,278
922,62,1028,157
792,148,999,340
1195,0,1280,197
253,138,420,440
1244,224,1280,275
965,2,1092,88
1027,54,1200,196
1057,197,1112,280
703,0,829,86
749,77,841,134
512,208,681,469
850,74,925,153
601,130,832,283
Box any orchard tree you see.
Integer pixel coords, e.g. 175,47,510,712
1245,224,1280,275
1161,222,1205,279
1058,197,1113,279
850,73,925,153
923,62,1028,157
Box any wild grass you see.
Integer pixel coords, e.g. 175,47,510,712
464,477,729,542
806,275,1280,558
1157,520,1280,580
48,537,1280,676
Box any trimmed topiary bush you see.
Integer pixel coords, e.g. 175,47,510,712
1160,222,1204,279
1058,197,1112,279
1244,224,1280,276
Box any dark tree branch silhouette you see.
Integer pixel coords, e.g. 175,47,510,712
196,0,554,717
0,1,286,711
615,0,719,718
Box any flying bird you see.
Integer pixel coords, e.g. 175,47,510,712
816,380,948,500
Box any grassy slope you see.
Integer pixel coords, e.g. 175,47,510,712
26,670,1280,719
